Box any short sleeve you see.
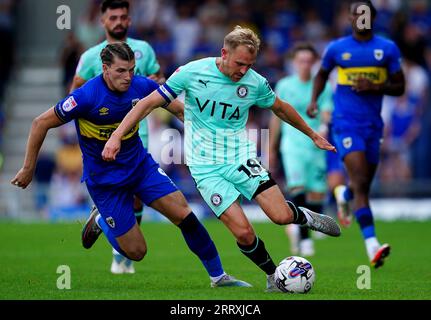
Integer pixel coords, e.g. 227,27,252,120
54,87,90,123
318,82,334,112
76,51,97,81
158,65,191,103
387,42,402,75
321,41,337,72
256,78,276,108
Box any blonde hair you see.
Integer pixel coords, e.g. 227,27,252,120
224,26,261,54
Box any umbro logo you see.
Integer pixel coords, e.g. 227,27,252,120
99,107,109,116
199,79,210,87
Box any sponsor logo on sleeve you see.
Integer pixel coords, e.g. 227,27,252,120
62,96,78,112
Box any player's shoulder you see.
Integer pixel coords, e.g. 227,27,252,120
327,35,354,51
76,75,103,97
373,35,399,49
127,37,152,48
186,57,215,70
246,68,271,88
81,41,107,59
131,74,155,86
172,57,216,76
130,75,158,93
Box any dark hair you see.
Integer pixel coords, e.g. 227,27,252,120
101,0,129,14
289,42,319,59
350,0,377,18
101,42,134,66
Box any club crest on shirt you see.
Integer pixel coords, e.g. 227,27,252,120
237,85,248,98
211,193,223,207
343,137,353,149
106,217,115,228
374,49,384,61
134,50,143,60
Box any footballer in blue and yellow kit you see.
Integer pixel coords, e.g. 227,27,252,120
310,1,405,268
321,34,402,163
55,74,177,237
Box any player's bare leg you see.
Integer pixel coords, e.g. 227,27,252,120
254,185,341,237
111,196,144,274
115,223,148,261
219,200,279,292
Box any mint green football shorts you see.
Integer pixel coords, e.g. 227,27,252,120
189,158,271,217
281,147,327,193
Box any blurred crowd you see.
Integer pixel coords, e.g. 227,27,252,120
3,0,431,215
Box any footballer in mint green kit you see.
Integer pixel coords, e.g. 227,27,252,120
103,26,341,291
270,43,334,258
70,0,165,275
164,56,276,216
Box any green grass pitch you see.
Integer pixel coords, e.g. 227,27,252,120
0,220,430,300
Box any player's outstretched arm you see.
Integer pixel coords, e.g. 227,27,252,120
307,68,330,118
11,108,64,189
165,99,184,123
102,90,167,161
271,97,336,152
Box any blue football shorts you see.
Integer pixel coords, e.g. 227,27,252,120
86,153,178,237
332,123,383,165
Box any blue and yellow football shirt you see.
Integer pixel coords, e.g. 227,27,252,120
54,75,159,186
321,35,402,128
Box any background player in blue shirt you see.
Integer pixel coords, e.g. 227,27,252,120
11,42,250,288
308,0,405,268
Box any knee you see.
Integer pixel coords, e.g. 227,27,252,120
126,246,147,261
272,214,291,225
271,205,293,225
236,226,256,245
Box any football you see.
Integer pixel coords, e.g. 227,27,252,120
274,256,315,293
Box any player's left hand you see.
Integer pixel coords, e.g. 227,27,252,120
102,134,121,161
352,78,378,93
11,168,34,189
311,132,337,152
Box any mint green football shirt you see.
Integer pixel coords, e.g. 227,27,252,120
76,37,160,148
158,57,276,166
276,75,333,153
